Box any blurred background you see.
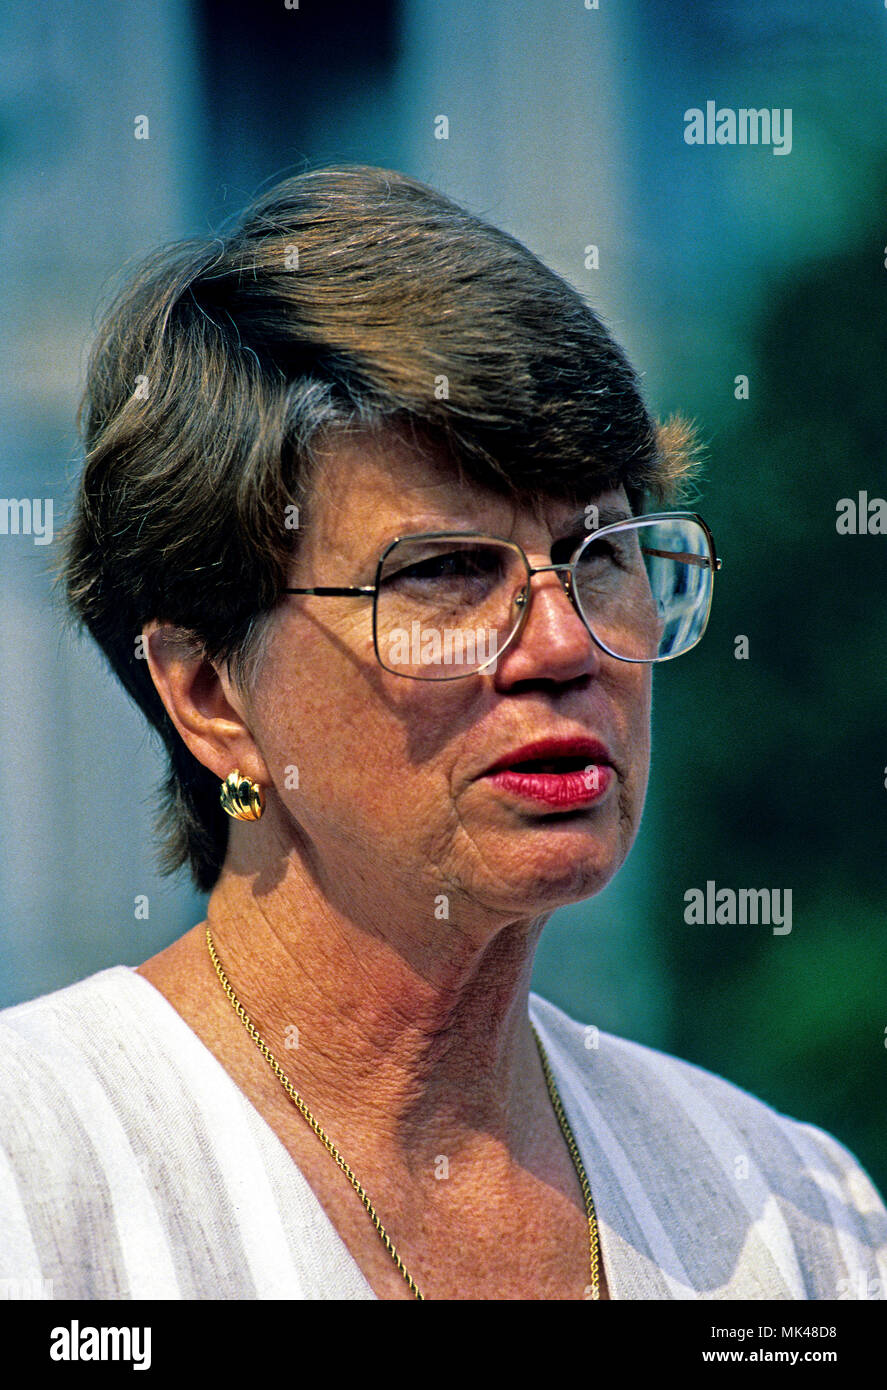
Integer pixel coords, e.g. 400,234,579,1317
1,0,885,1192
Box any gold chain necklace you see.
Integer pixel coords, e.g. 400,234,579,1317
206,926,600,1300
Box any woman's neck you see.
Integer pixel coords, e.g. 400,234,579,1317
198,859,551,1169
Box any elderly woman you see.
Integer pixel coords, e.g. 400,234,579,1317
1,164,884,1302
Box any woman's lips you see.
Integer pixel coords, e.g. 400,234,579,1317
481,736,615,809
486,764,613,808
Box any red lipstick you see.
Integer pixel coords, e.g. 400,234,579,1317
482,737,614,809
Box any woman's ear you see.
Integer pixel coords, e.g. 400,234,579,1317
141,620,271,787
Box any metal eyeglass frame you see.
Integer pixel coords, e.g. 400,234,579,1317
283,510,722,680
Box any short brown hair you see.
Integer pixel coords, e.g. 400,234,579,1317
62,163,699,892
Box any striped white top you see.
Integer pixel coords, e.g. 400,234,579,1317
0,966,884,1300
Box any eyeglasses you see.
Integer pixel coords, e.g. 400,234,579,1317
284,511,722,680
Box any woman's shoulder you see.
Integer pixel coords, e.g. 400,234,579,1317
528,989,887,1297
0,965,227,1146
3,964,151,1020
527,987,878,1180
0,968,377,1298
0,965,179,1071
1,965,146,1054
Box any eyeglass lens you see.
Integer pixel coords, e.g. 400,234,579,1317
374,518,713,678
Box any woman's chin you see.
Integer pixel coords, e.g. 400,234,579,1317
461,823,628,917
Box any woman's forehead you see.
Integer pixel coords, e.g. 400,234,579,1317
304,426,630,549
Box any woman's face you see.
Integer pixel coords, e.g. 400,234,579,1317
241,427,652,930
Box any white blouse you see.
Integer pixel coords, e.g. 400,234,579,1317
0,966,884,1299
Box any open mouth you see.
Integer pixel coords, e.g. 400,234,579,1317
483,740,614,807
483,735,613,779
500,755,600,775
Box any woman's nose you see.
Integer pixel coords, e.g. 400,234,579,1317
493,566,601,686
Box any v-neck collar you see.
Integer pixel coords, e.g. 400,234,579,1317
113,964,629,1299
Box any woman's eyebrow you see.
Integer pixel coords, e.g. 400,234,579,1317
351,518,476,571
364,516,491,554
357,505,635,567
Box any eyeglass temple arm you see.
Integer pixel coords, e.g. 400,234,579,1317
641,547,722,571
284,585,376,596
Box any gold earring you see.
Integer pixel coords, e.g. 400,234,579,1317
220,770,265,822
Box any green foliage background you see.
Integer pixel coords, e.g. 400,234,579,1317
535,167,887,1196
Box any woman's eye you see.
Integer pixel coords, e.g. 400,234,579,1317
386,550,499,584
578,538,636,571
579,541,618,567
413,554,468,579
